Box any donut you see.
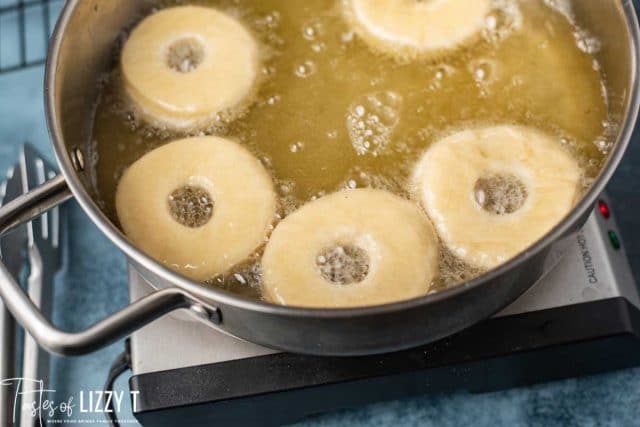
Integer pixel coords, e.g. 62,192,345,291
121,6,260,130
262,189,439,308
412,125,582,270
343,0,492,60
116,136,276,281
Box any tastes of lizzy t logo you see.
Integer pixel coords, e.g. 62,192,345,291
0,378,140,425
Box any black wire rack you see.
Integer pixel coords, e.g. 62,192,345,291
0,0,63,74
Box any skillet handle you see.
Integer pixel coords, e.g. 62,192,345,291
0,176,213,356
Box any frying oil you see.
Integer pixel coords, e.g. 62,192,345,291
90,0,612,299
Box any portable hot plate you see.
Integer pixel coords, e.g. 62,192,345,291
127,195,640,426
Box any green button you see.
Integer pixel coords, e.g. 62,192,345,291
608,231,621,250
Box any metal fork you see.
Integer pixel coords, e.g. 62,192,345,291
0,173,12,427
0,165,28,427
18,145,64,427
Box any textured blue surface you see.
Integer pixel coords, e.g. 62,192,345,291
2,6,640,427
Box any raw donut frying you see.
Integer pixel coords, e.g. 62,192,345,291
412,125,582,270
116,137,276,281
343,0,492,60
121,6,260,130
262,189,439,308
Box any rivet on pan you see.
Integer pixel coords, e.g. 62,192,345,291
190,304,222,324
71,148,85,171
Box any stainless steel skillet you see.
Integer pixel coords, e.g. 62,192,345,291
0,0,638,356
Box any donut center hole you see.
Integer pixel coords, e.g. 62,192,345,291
474,174,528,215
166,38,205,73
168,185,214,228
316,245,370,285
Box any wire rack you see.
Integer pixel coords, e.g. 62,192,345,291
0,0,63,74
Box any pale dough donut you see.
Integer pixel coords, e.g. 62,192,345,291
121,6,260,130
116,137,276,281
412,125,582,270
343,0,492,60
262,189,439,308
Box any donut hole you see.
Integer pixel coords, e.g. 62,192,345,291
166,38,205,73
316,245,370,285
168,185,214,228
474,173,528,215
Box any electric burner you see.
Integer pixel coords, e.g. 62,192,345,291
127,195,640,427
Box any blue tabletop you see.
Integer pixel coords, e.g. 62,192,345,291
2,6,640,427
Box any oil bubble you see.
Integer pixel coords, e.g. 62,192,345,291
346,91,403,156
340,31,355,44
594,138,612,154
302,19,324,41
256,11,281,30
289,141,305,153
295,61,317,78
470,59,496,83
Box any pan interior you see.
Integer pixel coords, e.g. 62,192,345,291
51,0,636,304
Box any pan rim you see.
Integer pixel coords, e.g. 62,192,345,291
45,0,640,320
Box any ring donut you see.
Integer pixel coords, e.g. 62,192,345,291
116,136,276,281
121,6,260,130
412,125,582,269
262,189,439,308
343,0,492,60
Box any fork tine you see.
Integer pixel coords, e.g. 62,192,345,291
47,170,60,249
35,157,48,240
0,167,15,202
21,143,62,268
20,147,38,246
0,184,5,257
20,145,50,244
5,166,16,181
0,167,14,256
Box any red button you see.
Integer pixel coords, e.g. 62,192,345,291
598,200,611,219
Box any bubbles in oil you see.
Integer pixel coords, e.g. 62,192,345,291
265,94,281,106
208,256,264,299
317,245,370,285
346,91,403,156
541,0,601,55
92,0,614,300
168,185,214,228
543,0,573,18
275,178,302,216
594,137,613,154
482,0,523,44
341,166,405,195
470,59,496,83
474,174,528,215
253,10,283,46
574,29,601,55
257,10,281,30
427,65,456,91
294,60,317,78
469,58,498,97
434,246,484,291
302,18,323,41
340,30,355,45
289,141,305,153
